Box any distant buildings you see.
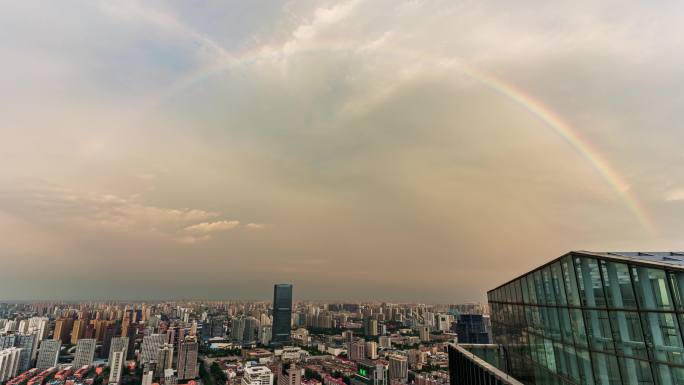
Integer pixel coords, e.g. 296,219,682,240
272,284,293,347
72,338,96,367
243,365,274,385
36,340,60,371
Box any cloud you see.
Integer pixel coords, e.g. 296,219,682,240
183,220,240,234
666,189,684,202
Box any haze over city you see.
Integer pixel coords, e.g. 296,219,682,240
2,0,684,302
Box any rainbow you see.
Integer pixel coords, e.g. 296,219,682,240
152,43,656,234
457,65,656,234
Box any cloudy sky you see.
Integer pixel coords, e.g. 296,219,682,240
1,0,684,302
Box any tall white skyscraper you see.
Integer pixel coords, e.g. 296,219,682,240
0,347,22,382
36,340,61,371
109,349,126,385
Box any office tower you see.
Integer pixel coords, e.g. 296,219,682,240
53,318,73,344
177,336,198,380
418,326,430,342
243,317,258,343
455,314,490,344
388,355,408,382
72,339,96,367
36,340,61,370
363,317,378,337
242,365,274,385
155,344,173,378
109,349,125,385
365,341,378,360
348,339,366,361
0,347,22,382
124,325,137,360
142,369,154,385
140,334,165,366
378,336,391,349
14,333,37,372
278,364,301,385
70,319,87,344
272,284,293,346
259,326,272,346
456,251,684,385
351,360,388,385
108,337,129,364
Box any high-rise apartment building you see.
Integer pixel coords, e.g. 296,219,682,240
36,340,61,370
72,338,96,367
348,339,366,361
388,354,408,382
14,333,37,372
70,319,87,344
0,347,22,382
140,334,165,366
272,284,293,347
155,343,174,377
53,318,73,344
108,337,129,364
109,349,126,385
365,341,378,360
177,336,198,380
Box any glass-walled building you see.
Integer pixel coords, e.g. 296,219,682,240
488,251,684,385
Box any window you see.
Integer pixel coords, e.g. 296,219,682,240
601,261,637,309
608,311,647,359
632,266,673,311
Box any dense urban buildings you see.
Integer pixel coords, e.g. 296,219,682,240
0,282,469,385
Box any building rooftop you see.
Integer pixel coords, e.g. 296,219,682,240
582,251,684,267
489,250,684,293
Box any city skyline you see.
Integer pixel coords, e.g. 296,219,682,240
3,1,684,301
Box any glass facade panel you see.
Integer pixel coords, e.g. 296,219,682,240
584,310,614,352
608,311,648,359
602,261,637,309
562,256,581,307
632,266,673,310
618,358,653,385
487,252,684,385
576,257,607,308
